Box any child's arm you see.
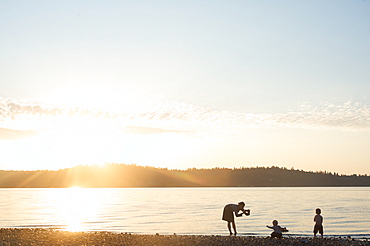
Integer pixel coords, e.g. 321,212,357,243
266,225,273,229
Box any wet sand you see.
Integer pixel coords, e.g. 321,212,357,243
0,228,369,246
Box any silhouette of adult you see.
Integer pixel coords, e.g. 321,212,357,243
222,201,250,235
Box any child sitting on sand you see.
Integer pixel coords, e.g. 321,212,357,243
266,220,287,239
313,208,324,238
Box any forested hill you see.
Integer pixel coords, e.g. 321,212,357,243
0,164,369,188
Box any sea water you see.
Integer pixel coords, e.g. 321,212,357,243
0,187,369,238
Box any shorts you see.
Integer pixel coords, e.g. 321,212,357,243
271,232,282,239
313,224,323,234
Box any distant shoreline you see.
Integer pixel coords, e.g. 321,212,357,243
1,186,370,188
0,228,368,246
1,164,369,187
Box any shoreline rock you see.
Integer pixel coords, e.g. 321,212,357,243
0,228,369,246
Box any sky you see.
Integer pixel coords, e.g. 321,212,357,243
1,0,370,174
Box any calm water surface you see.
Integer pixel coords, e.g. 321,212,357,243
0,187,369,238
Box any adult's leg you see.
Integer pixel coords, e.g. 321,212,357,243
231,221,237,235
227,222,232,235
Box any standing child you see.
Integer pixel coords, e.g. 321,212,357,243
266,220,286,239
313,208,324,238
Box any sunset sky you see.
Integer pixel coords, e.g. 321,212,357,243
1,1,370,174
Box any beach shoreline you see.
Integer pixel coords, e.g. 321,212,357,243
0,228,369,246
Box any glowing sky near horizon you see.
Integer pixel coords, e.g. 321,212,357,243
1,1,370,174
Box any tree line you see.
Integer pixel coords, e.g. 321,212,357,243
0,164,369,188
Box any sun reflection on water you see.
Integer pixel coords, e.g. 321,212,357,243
56,187,102,232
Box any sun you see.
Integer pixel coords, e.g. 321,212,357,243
0,91,211,171
1,112,124,170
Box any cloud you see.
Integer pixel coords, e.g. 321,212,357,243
0,98,63,119
123,126,194,135
1,97,370,134
0,128,38,140
265,101,370,131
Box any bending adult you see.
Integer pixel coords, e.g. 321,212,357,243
222,201,250,236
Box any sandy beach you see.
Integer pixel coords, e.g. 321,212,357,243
0,228,369,246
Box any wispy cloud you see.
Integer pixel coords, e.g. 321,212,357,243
265,101,370,131
124,126,194,135
0,128,38,140
1,97,370,136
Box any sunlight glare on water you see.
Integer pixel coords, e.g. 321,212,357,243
34,187,111,232
0,187,369,238
57,187,98,232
